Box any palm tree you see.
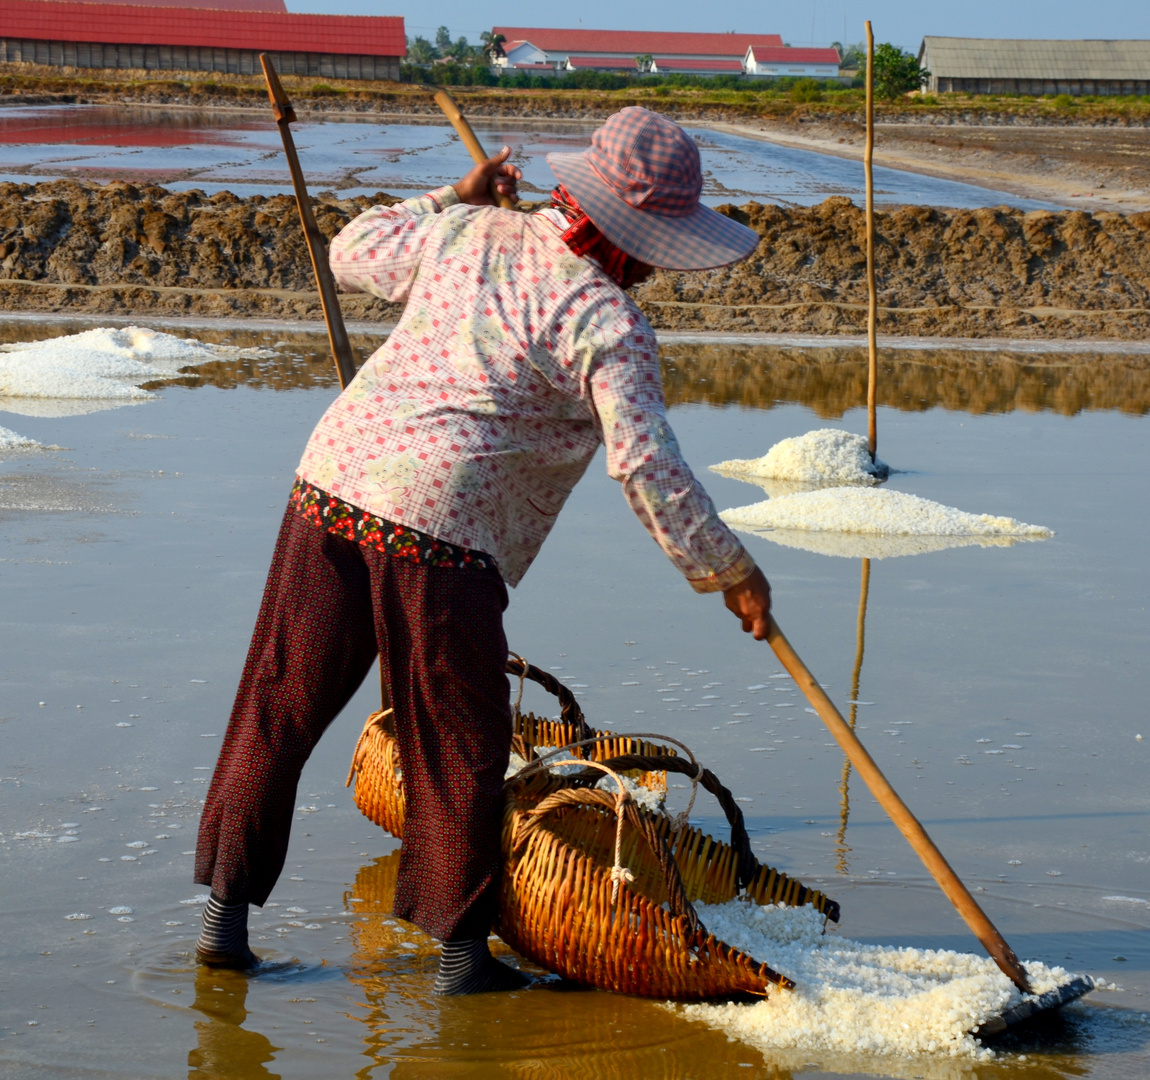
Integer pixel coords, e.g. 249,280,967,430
480,31,507,61
407,36,437,66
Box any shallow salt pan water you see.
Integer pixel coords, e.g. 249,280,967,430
0,325,1147,1078
0,103,1066,210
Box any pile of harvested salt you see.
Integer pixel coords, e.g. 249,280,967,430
712,429,886,488
0,424,43,451
746,528,1027,561
721,488,1052,558
0,327,273,416
678,900,1084,1061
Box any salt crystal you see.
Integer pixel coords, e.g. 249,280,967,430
0,327,274,415
721,488,1052,561
0,424,44,450
680,900,1084,1059
711,429,886,488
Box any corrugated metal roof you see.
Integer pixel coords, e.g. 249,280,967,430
920,37,1150,80
492,27,782,58
0,0,405,56
746,46,840,64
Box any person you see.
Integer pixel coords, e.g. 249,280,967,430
193,107,772,993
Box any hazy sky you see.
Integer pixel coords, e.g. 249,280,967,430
285,1,1149,54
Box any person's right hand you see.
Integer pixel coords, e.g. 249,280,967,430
453,146,521,206
723,566,772,641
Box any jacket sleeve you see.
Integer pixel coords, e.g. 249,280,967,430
586,323,757,594
328,186,461,305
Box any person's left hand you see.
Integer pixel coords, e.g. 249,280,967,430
723,566,772,641
454,146,522,206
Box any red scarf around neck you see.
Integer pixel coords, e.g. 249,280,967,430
549,184,653,290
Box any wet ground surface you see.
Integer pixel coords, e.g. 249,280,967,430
0,322,1147,1078
0,104,1066,210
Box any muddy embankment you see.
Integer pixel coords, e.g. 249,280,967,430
2,179,1150,339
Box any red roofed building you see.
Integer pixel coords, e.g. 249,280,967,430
493,27,785,73
25,0,290,8
743,45,841,78
0,0,405,80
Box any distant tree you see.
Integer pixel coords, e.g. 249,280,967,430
407,36,437,65
635,53,654,73
451,36,477,63
435,26,452,53
480,31,506,61
869,42,929,99
839,40,866,70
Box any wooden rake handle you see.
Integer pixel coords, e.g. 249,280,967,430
259,54,358,390
766,616,1033,993
433,89,517,210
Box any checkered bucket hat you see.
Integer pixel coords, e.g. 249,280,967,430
547,106,759,270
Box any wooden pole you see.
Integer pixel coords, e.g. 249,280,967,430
260,55,391,715
864,21,878,463
766,616,1033,992
432,89,517,210
259,55,357,390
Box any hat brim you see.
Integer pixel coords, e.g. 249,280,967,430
547,151,760,271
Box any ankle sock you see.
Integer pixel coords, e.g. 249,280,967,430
433,937,530,996
196,892,251,960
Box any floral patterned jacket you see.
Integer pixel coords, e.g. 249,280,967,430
296,186,755,592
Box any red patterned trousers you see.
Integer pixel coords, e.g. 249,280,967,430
194,505,512,941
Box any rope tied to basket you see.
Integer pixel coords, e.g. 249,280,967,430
518,759,638,904
508,651,529,723
510,763,705,939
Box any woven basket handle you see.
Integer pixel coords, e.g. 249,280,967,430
590,753,758,891
505,654,592,743
512,785,703,938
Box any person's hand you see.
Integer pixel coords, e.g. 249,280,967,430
723,566,772,641
453,146,521,206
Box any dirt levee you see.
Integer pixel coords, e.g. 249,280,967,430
2,180,1149,339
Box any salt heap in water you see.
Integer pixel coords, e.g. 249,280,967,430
721,488,1052,548
0,327,271,410
0,424,43,451
678,900,1084,1060
712,429,886,488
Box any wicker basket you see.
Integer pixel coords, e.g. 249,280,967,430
346,656,670,841
346,656,840,1000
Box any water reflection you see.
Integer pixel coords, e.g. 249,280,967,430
173,850,1144,1077
659,344,1150,417
1,321,1148,419
835,558,871,876
188,967,282,1080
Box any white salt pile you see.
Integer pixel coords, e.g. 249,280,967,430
679,900,1085,1061
720,488,1052,559
0,326,273,416
0,424,43,451
712,429,887,488
747,529,1026,560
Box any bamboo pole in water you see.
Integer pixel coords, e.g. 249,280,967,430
864,22,878,463
767,616,1033,992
